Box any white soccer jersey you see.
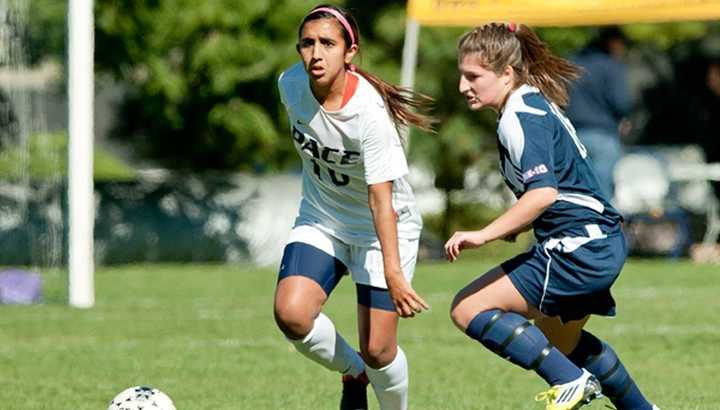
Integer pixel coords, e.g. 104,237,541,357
278,62,422,246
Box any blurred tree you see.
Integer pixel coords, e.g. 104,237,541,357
26,0,66,65
20,2,720,200
93,0,319,171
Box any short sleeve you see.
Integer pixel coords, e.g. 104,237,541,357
362,113,408,185
277,71,289,108
278,63,306,110
517,115,557,191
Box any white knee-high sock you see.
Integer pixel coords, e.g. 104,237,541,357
365,346,409,410
290,312,365,377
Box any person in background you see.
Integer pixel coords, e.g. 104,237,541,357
566,26,633,201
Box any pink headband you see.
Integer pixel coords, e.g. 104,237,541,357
307,7,356,46
507,22,518,32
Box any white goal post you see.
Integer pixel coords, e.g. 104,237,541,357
68,0,95,308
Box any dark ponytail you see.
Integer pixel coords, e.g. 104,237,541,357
353,66,435,133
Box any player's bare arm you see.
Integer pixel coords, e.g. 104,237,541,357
444,187,557,261
368,181,429,317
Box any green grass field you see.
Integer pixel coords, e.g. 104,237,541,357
0,257,717,409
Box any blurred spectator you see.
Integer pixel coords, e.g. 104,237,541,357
566,26,633,200
643,57,720,196
700,61,720,197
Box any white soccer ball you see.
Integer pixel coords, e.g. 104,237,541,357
107,386,177,410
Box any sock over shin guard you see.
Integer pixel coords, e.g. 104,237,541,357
465,309,582,386
365,346,409,410
290,312,365,377
568,331,653,410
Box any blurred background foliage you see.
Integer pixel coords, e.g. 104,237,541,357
20,0,720,233
0,132,136,181
22,1,716,165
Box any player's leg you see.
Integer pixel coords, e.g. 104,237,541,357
346,238,418,410
536,316,655,410
273,226,365,378
450,266,584,385
534,315,588,354
450,265,601,409
357,286,407,410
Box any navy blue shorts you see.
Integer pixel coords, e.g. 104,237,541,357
503,224,627,322
277,242,395,311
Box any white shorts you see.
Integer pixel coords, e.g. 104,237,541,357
286,224,419,289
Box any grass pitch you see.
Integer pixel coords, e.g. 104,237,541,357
0,256,717,409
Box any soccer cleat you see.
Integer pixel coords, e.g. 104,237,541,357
534,369,602,410
340,371,369,410
652,406,661,410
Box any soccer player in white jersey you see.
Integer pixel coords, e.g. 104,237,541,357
444,23,659,410
272,4,435,410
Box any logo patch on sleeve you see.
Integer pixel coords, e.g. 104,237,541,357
522,164,549,182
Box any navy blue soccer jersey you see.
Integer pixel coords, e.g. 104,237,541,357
496,84,623,240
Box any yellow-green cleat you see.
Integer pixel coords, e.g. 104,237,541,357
535,369,602,410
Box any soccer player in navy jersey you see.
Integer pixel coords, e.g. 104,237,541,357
443,23,659,410
273,4,434,409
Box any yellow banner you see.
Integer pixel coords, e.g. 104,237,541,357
407,0,720,26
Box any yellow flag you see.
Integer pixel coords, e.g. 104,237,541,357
407,0,720,26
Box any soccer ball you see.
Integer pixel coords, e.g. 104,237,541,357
107,386,176,410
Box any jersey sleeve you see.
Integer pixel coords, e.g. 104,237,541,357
518,116,557,191
277,63,305,110
362,109,408,185
278,66,303,127
499,112,557,192
277,71,289,108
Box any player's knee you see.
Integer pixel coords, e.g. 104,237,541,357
360,340,396,368
449,292,470,328
449,303,468,330
273,300,314,339
450,297,489,331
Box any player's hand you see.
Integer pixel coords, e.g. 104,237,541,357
444,230,486,262
385,273,429,318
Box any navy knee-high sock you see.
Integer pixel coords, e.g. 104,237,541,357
465,309,582,386
567,331,652,410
